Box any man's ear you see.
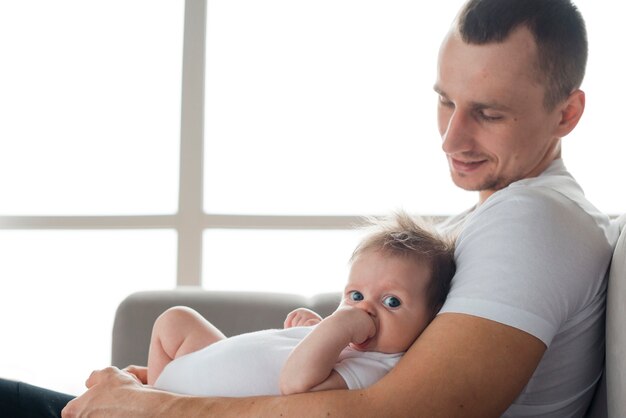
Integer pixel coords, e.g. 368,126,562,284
554,89,585,138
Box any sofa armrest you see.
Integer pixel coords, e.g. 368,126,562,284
111,288,341,368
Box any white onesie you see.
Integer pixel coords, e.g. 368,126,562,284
154,326,402,397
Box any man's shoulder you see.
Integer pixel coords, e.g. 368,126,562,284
438,186,580,239
458,183,616,267
482,185,578,219
476,174,607,232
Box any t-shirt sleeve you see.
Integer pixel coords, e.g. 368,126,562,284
333,348,402,390
439,187,611,346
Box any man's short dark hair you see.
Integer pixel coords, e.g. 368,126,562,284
457,0,587,110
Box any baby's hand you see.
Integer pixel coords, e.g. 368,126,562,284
284,308,323,328
329,306,376,345
122,365,148,385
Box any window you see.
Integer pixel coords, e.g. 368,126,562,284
0,0,183,394
203,0,472,216
0,230,175,394
0,1,182,215
0,0,623,395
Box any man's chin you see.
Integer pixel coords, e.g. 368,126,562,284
450,172,482,192
450,172,508,194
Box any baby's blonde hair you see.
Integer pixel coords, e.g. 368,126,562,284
351,211,456,318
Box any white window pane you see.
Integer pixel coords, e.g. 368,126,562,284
0,230,176,395
203,229,365,296
203,0,473,216
563,2,626,215
0,1,184,215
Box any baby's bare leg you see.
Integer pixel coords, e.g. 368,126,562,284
147,306,226,386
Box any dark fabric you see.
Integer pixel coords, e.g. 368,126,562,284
0,378,75,418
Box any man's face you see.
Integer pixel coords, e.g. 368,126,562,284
434,26,565,203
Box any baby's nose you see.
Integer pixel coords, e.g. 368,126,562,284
360,300,377,317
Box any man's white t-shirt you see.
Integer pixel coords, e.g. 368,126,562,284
154,326,402,397
439,159,619,417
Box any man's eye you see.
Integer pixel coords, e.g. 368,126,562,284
383,296,401,308
438,96,454,107
478,110,502,121
349,291,364,301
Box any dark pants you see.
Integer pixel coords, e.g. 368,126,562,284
0,378,75,418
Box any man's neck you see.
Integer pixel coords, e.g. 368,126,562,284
477,152,562,205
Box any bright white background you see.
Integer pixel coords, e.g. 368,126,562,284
0,0,184,395
0,0,623,395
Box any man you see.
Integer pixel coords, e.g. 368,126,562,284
2,0,619,416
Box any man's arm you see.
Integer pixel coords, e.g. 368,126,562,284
62,312,545,418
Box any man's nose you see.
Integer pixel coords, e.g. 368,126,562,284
441,109,474,154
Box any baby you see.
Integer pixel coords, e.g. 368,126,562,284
143,212,455,396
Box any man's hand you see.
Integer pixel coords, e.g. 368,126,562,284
284,308,323,328
61,367,175,418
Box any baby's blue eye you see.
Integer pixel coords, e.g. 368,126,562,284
349,291,364,301
383,296,401,308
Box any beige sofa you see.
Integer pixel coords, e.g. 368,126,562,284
112,215,626,417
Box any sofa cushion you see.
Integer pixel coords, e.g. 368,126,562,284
112,288,341,368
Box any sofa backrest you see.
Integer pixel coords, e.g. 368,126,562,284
112,289,341,368
585,214,625,418
605,214,626,416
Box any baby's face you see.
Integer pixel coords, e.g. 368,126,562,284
340,249,432,354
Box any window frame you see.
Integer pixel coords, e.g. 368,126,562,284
0,0,361,287
2,0,618,287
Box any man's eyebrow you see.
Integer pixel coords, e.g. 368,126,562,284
433,85,512,112
471,101,512,112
